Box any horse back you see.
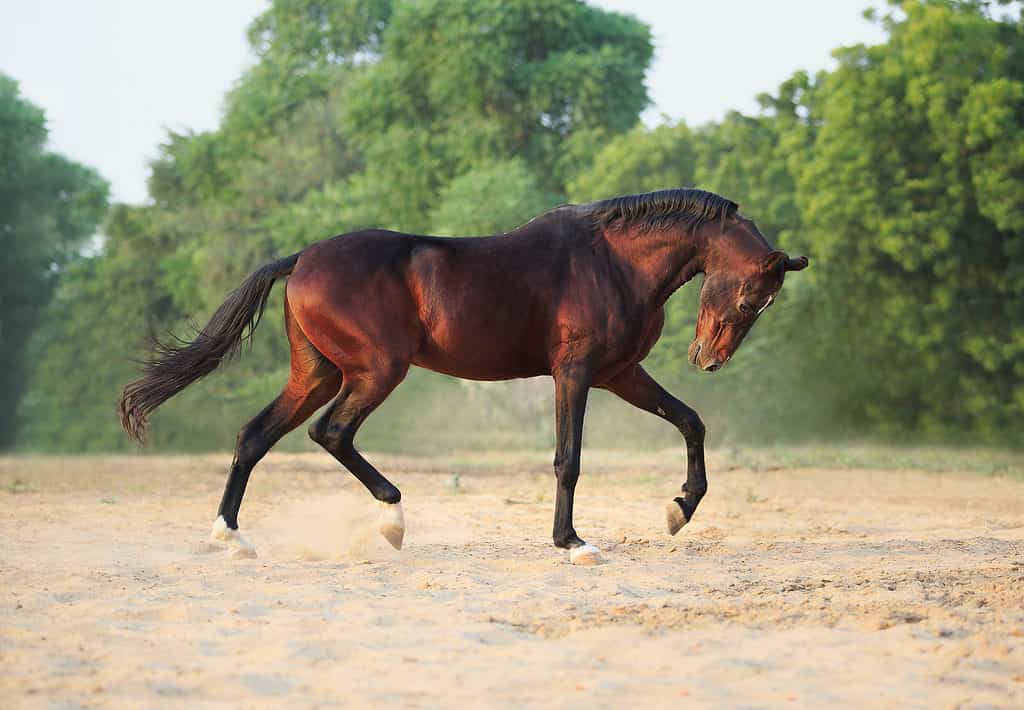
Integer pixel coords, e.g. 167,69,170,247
286,221,655,381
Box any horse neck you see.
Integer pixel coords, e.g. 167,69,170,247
702,217,773,270
601,223,707,308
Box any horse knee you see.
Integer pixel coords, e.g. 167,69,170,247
234,427,269,468
553,459,579,487
676,409,705,443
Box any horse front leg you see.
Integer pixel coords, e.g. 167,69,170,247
551,361,602,565
601,364,707,535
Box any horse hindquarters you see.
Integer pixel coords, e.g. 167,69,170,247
286,239,419,550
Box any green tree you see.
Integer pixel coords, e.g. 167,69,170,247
22,0,1022,452
566,121,696,200
783,0,1024,442
0,75,108,446
431,159,560,236
344,0,653,222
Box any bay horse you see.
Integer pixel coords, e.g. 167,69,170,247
119,188,808,564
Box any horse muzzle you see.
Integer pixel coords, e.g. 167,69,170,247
688,340,722,373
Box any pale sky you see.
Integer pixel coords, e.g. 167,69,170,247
0,1,887,205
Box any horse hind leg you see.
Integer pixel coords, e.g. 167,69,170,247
210,306,341,558
308,362,409,550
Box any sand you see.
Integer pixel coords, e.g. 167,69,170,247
1,451,1022,708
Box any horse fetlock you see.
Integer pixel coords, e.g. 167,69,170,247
377,485,402,505
682,479,708,501
378,501,405,550
553,528,582,549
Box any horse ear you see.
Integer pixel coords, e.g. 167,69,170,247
785,255,809,271
762,251,786,272
763,251,809,272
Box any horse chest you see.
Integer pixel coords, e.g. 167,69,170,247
552,302,664,375
613,309,665,363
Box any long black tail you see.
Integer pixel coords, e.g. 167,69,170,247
119,253,301,441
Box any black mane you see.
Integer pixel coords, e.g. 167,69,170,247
583,188,738,232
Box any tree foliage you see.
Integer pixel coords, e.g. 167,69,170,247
8,0,1024,451
786,0,1024,441
0,76,108,445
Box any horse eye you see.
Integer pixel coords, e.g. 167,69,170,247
738,302,754,315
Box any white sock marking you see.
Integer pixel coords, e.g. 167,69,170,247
210,515,257,558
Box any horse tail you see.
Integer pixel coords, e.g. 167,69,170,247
119,252,302,442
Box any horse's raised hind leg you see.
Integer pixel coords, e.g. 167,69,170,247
211,306,341,558
211,381,338,557
551,361,602,565
308,362,409,550
600,364,707,535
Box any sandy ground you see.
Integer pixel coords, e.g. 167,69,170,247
1,450,1023,709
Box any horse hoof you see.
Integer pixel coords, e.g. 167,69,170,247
378,501,405,550
211,516,258,558
228,540,257,559
569,543,603,566
210,515,232,542
666,500,689,536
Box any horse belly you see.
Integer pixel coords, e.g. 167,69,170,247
406,241,555,380
412,313,547,380
410,277,548,380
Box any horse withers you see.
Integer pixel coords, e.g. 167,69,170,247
119,188,808,564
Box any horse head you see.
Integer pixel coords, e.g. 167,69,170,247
689,217,808,372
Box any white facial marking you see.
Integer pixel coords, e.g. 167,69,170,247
757,294,775,315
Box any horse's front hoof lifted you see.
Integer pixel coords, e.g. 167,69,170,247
378,501,405,550
210,515,258,558
666,499,689,536
569,543,603,566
